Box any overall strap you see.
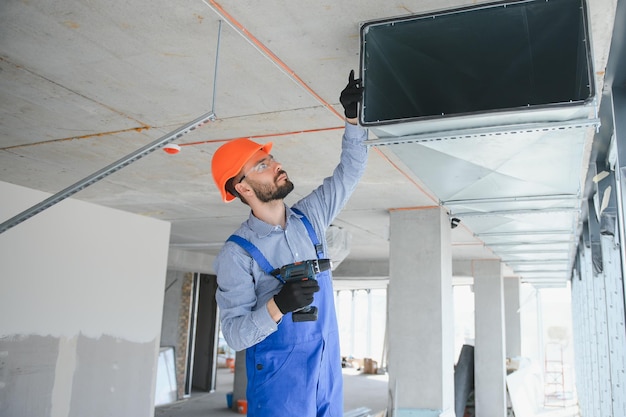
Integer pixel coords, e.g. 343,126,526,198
226,235,284,282
291,207,324,259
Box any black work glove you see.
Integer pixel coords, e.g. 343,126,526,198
339,70,363,119
273,279,320,314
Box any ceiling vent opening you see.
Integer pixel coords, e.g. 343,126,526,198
359,0,596,141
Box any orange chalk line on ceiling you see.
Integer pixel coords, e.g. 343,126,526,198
181,126,344,147
2,126,151,150
201,0,438,205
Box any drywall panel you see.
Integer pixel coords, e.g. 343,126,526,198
69,334,157,416
0,181,170,417
0,335,59,416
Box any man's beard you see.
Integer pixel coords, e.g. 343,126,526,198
252,171,294,202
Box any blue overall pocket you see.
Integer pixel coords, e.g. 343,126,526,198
249,338,324,416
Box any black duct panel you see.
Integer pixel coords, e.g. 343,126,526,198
359,0,594,126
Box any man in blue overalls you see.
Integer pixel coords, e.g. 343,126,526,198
211,71,368,417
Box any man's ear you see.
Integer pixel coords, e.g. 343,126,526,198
234,181,251,198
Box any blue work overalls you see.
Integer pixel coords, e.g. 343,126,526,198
227,209,343,417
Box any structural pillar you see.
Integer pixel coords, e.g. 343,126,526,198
473,260,507,417
387,207,455,417
503,277,521,359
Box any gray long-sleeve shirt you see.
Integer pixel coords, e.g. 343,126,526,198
214,122,368,351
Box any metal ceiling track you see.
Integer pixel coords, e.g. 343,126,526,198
497,249,571,255
452,207,581,217
0,22,224,235
0,111,215,234
486,241,573,248
364,118,600,146
443,194,580,206
476,230,573,237
505,259,569,265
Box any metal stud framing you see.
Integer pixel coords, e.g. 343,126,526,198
571,86,626,416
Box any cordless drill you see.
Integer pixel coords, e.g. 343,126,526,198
272,259,332,322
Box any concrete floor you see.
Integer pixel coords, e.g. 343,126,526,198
155,367,388,417
154,367,582,417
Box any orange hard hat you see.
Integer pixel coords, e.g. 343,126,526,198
211,138,273,202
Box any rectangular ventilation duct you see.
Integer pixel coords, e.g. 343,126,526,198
359,0,597,142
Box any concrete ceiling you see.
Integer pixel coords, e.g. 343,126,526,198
0,0,620,286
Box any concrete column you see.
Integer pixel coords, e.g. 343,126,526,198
473,260,507,417
388,207,455,417
503,277,521,359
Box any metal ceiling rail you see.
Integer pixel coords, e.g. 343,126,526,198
364,118,600,146
502,259,570,266
521,276,570,280
487,240,573,247
505,259,570,265
519,268,570,272
496,249,571,255
521,280,569,285
443,194,580,205
0,111,216,234
518,273,571,277
476,230,573,237
452,207,581,217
